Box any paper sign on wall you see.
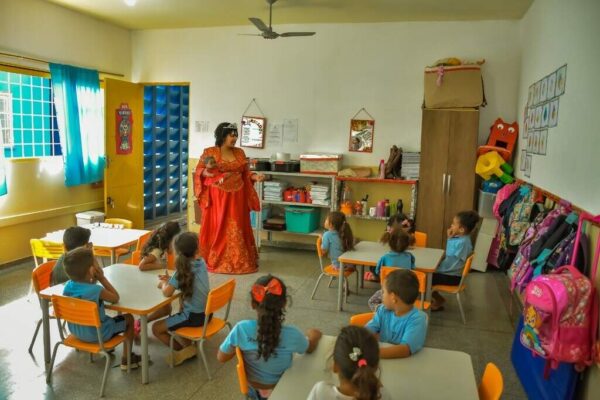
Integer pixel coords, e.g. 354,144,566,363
116,103,133,155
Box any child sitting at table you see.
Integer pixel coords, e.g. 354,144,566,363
308,325,391,400
367,228,415,311
366,269,427,359
62,247,140,370
51,226,96,286
217,275,322,399
321,211,355,270
153,232,210,366
431,210,479,311
138,220,181,271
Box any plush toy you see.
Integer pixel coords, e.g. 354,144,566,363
477,118,519,162
475,150,514,184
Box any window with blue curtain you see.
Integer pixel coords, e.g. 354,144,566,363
50,63,105,187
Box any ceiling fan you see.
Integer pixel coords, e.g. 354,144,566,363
241,0,316,39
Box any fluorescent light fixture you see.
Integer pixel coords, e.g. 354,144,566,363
124,0,136,7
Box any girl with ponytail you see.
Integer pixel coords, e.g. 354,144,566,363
153,232,210,366
139,221,181,271
218,275,322,399
308,325,390,400
322,211,355,270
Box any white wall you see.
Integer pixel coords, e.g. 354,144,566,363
0,0,131,78
132,20,520,165
516,0,600,214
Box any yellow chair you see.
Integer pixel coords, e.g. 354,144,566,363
432,254,475,324
380,267,430,311
94,218,133,262
349,312,374,327
414,231,428,247
311,237,357,303
235,347,250,398
104,218,133,228
47,295,131,397
29,260,57,354
478,362,504,400
30,239,64,268
168,279,236,379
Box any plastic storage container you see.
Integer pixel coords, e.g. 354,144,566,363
300,153,343,175
285,206,319,233
76,211,105,226
478,190,496,219
250,207,271,228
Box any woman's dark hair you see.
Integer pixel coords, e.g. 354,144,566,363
380,213,415,244
250,274,287,361
173,232,199,300
328,211,355,251
214,122,238,147
141,221,181,257
334,325,382,400
388,227,410,253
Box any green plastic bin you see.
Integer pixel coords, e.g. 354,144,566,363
285,206,320,233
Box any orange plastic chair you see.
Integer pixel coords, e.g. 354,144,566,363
94,218,134,262
380,267,430,311
349,312,374,327
478,362,504,400
311,237,357,303
414,231,428,247
47,295,131,397
432,254,475,324
168,279,236,378
128,249,174,270
30,239,63,268
122,231,152,264
28,260,57,353
235,347,250,398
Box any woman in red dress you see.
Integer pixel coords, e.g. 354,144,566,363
194,122,264,274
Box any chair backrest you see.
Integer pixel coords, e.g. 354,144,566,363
349,312,374,327
104,218,133,229
315,237,325,271
458,254,475,287
380,267,426,307
235,347,249,395
32,260,57,294
414,231,428,247
51,295,101,328
478,362,503,400
30,239,64,261
136,231,153,250
167,252,175,270
130,250,141,265
205,279,236,316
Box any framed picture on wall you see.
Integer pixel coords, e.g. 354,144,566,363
525,154,532,178
240,116,266,148
533,80,541,105
534,106,542,128
547,72,557,99
555,64,567,96
539,129,548,155
549,98,560,127
540,76,549,103
527,85,534,106
349,119,374,153
541,102,550,128
520,149,527,171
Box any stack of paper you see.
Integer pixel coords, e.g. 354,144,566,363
264,181,286,201
310,184,330,206
401,152,420,180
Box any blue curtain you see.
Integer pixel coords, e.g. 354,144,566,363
50,63,105,187
0,150,6,196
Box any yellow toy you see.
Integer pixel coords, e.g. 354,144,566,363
475,150,514,184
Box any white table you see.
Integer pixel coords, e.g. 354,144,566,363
39,264,178,384
271,335,478,400
43,225,150,264
337,241,444,311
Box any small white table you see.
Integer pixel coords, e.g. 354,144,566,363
271,335,478,400
39,264,178,384
43,225,150,264
337,241,444,311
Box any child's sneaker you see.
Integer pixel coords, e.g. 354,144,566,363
134,319,141,335
165,345,197,367
120,353,142,371
364,271,378,282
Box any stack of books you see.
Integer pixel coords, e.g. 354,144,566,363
401,152,420,180
264,181,286,201
310,184,330,206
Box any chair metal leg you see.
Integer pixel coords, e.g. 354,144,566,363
169,334,176,369
46,342,62,383
28,319,43,354
355,270,359,293
199,340,211,380
456,292,466,324
89,353,94,363
343,278,349,303
327,276,334,288
99,352,111,397
310,274,325,300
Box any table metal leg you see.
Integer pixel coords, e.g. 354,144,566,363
425,273,433,303
140,315,149,384
337,262,345,311
42,297,51,369
110,250,116,265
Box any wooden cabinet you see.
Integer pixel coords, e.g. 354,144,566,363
416,109,479,248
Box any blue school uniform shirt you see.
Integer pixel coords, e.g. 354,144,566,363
62,280,117,343
375,251,415,276
219,320,309,385
321,230,344,267
366,306,427,355
168,259,210,314
436,235,473,276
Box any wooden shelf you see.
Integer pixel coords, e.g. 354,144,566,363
262,200,331,208
336,177,417,184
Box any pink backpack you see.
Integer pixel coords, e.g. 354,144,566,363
493,182,519,221
520,213,600,374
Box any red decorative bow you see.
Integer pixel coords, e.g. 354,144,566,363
251,278,283,303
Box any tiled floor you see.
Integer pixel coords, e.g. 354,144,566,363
0,248,526,399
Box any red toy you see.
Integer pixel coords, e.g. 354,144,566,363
477,118,519,161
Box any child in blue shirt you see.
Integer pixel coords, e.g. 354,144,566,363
218,275,322,399
366,269,428,359
321,211,355,269
431,210,479,311
367,228,415,311
62,247,140,370
153,232,210,367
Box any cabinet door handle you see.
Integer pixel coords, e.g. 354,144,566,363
446,174,452,195
442,173,447,195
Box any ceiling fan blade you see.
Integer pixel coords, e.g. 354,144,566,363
249,18,269,32
238,33,263,36
280,32,316,37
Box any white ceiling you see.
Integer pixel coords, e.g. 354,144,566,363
45,0,534,30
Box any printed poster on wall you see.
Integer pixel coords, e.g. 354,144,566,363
116,103,133,155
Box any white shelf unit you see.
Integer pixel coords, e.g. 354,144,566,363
255,171,338,249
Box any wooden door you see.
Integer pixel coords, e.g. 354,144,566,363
416,109,451,249
444,110,479,231
104,78,144,228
